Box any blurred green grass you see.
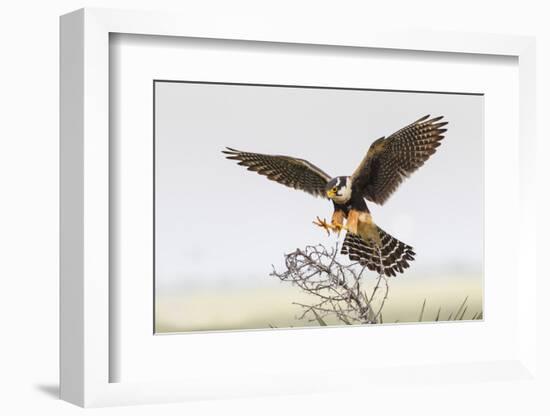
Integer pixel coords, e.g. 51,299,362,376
155,274,483,333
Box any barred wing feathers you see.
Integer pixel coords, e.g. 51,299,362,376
352,115,448,205
223,147,331,198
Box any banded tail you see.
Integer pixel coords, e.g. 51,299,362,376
341,228,415,276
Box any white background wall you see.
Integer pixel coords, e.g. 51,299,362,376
0,1,548,415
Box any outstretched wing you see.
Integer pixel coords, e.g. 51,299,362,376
222,147,332,198
351,115,448,205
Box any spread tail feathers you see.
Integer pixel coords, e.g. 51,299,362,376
341,228,415,276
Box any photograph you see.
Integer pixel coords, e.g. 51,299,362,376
154,80,484,333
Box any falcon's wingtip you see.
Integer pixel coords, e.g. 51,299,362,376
416,114,448,123
222,147,241,156
416,114,431,123
429,115,446,124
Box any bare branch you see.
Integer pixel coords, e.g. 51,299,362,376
270,243,390,325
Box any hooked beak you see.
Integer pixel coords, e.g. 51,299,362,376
326,189,336,198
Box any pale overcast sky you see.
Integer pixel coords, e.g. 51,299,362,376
154,81,483,292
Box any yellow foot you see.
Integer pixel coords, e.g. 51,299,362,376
312,216,346,236
312,216,333,236
333,223,349,237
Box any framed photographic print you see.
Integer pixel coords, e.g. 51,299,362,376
153,80,483,333
60,8,538,408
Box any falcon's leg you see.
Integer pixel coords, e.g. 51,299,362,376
346,209,361,234
313,209,348,236
331,209,347,236
313,216,339,236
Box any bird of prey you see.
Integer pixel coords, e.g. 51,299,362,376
223,115,448,276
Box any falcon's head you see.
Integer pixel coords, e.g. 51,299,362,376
325,176,352,204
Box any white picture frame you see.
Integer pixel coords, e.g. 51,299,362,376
60,7,538,408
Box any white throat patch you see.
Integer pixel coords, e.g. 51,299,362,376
333,177,352,204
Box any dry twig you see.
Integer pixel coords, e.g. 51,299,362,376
270,243,389,325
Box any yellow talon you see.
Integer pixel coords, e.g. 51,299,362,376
333,223,349,237
335,223,349,236
312,216,331,236
313,216,345,236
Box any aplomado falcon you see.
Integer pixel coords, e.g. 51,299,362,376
223,115,448,276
